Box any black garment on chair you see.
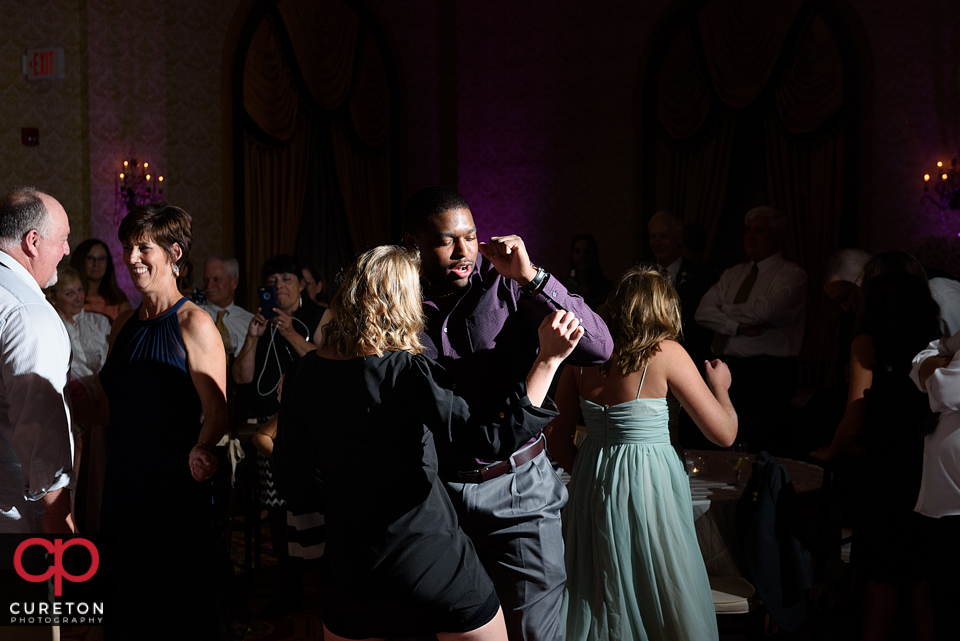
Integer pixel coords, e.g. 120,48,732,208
736,451,813,632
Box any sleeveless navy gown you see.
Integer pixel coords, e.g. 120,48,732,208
100,298,218,638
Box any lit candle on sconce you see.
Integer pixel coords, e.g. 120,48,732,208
115,157,166,223
920,152,959,211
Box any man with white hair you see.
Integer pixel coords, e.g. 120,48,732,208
201,255,254,359
0,187,74,535
696,206,807,450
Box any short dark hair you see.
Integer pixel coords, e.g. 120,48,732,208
0,187,51,249
403,186,470,236
261,254,303,283
117,203,192,270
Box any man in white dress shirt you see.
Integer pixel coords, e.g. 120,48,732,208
201,256,254,359
696,206,807,451
911,330,960,640
0,188,74,535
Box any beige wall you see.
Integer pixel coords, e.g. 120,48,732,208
373,0,960,278
0,0,85,235
0,0,240,304
0,0,955,304
86,0,240,302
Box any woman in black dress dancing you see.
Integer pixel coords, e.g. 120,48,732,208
274,245,583,641
99,204,227,638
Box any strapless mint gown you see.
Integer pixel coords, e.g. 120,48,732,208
560,367,718,641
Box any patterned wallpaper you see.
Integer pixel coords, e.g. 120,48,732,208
0,0,955,308
0,0,85,235
85,0,239,304
0,0,242,306
372,0,670,281
453,1,662,279
366,0,441,205
848,0,960,254
372,0,960,279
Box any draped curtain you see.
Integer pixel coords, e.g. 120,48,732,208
655,27,737,260
652,1,848,275
240,0,392,304
650,0,852,379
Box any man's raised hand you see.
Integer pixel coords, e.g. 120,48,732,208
479,235,539,284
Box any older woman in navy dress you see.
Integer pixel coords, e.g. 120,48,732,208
99,204,227,639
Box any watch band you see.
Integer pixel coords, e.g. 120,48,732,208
519,265,548,296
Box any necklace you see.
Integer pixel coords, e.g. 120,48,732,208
429,287,462,300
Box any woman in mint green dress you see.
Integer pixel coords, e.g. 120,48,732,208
547,266,738,641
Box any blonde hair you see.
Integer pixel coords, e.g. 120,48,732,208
44,265,82,296
601,265,683,376
321,245,425,357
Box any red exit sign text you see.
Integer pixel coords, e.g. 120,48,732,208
22,48,65,80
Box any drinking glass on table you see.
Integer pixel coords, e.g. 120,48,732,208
727,443,748,484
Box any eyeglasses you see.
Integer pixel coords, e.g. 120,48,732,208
86,255,108,264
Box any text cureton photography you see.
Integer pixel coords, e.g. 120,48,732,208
0,534,114,628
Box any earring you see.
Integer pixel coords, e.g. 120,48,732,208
172,264,180,277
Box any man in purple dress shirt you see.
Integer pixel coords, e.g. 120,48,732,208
403,187,613,641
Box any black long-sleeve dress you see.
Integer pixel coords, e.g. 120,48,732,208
274,349,557,638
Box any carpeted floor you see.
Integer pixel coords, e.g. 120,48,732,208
60,517,326,641
57,515,859,641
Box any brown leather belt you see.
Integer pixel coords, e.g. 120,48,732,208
457,437,545,483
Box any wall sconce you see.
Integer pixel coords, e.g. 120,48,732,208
115,158,164,223
922,154,959,210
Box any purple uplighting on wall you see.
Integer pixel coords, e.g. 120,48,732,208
455,2,560,264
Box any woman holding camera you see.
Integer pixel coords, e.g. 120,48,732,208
232,254,324,410
232,253,324,615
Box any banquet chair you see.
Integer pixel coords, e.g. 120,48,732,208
736,452,813,633
224,379,263,573
814,461,847,581
711,575,756,614
712,575,773,637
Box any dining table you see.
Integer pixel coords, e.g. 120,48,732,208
685,448,823,577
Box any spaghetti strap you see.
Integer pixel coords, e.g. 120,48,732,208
576,367,583,395
636,364,649,400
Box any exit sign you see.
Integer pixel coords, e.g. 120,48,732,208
22,48,64,80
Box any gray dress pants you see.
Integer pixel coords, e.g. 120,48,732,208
445,444,568,641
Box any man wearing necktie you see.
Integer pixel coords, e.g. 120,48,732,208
199,256,255,533
695,207,807,452
200,256,255,361
649,211,719,366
